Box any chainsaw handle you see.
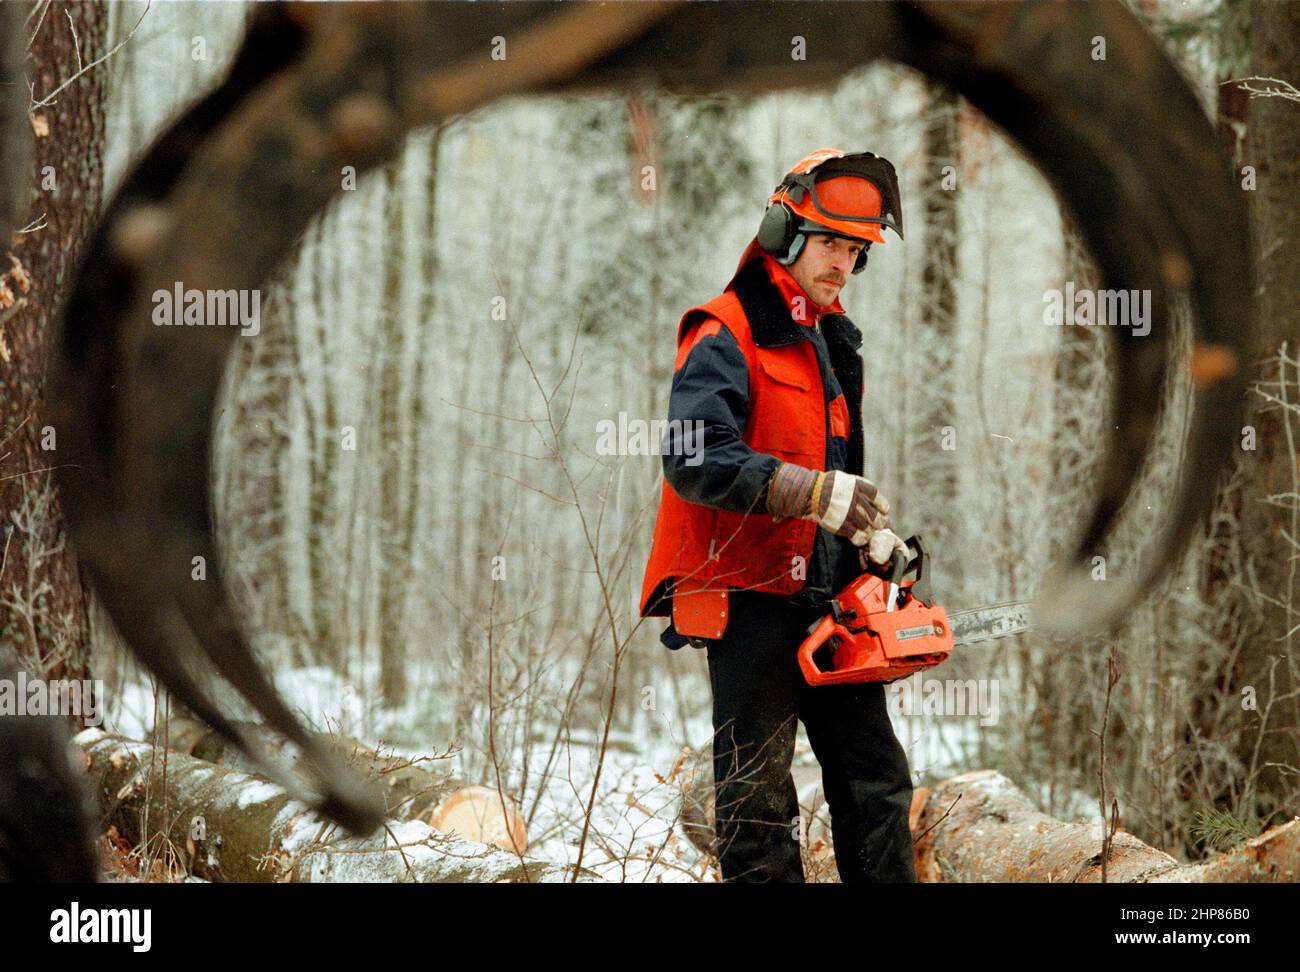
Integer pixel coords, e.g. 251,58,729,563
799,615,853,672
869,534,927,584
887,549,909,588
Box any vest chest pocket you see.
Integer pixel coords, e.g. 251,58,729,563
748,351,820,457
759,353,811,391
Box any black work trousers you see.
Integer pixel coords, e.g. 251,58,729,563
705,589,918,882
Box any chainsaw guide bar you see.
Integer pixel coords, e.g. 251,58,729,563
948,601,1033,647
798,536,1034,686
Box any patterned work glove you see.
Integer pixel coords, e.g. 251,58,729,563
765,464,891,546
859,527,909,568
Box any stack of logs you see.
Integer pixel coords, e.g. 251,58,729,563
74,729,1298,882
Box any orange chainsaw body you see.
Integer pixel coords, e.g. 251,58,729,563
798,536,954,686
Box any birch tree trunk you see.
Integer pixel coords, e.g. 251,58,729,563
397,125,444,703
1034,211,1108,814
378,157,409,705
306,214,343,670
915,79,963,596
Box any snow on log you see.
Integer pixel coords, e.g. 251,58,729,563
914,770,1300,883
76,729,593,882
163,717,528,851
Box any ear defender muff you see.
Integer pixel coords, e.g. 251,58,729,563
852,241,871,274
756,201,797,260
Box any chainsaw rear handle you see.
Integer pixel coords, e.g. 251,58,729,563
801,614,855,668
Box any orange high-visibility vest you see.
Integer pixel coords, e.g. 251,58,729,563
639,245,857,640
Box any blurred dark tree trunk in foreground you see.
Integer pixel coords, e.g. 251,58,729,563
1,1,107,705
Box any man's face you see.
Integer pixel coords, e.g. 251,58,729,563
788,232,866,308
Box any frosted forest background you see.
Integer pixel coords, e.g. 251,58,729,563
33,0,1289,877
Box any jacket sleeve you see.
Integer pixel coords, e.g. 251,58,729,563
662,318,782,514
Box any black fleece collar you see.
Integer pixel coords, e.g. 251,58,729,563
731,257,863,352
732,256,867,476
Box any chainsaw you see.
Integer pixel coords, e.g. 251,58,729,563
798,534,1030,686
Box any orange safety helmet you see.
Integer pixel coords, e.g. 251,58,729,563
756,147,903,273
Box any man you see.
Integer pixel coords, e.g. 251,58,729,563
640,148,917,882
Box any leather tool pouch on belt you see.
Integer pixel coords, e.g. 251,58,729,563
671,589,730,646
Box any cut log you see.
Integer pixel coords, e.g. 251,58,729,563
76,729,588,882
672,743,834,867
163,717,527,851
427,786,526,854
672,746,714,857
914,770,1300,883
676,749,1299,882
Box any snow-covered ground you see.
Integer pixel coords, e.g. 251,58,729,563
102,660,1089,882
